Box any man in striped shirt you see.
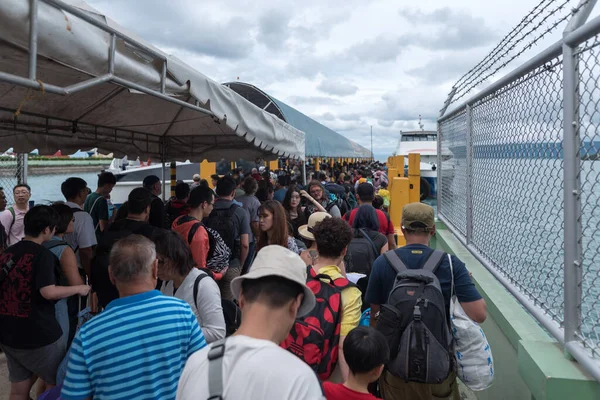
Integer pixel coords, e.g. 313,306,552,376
61,235,207,400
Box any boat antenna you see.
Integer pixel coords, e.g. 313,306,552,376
418,114,424,131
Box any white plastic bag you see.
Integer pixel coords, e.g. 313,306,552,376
449,255,494,391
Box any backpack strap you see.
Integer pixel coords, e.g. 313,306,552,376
192,272,210,310
422,250,446,274
187,221,203,245
383,250,409,274
8,206,15,233
88,195,103,232
358,228,379,258
207,338,227,400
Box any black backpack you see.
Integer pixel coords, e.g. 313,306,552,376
344,229,379,276
193,270,241,336
376,249,453,384
205,204,240,261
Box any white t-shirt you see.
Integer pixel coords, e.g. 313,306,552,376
177,335,325,400
161,268,226,344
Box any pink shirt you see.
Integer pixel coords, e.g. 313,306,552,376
0,206,28,246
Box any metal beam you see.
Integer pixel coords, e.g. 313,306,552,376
110,76,215,118
565,0,598,34
42,0,167,61
28,0,39,80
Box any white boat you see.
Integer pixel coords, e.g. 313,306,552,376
105,157,200,206
394,128,452,198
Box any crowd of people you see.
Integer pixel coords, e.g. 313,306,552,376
0,159,486,400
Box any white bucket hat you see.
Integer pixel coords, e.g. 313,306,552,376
231,245,316,317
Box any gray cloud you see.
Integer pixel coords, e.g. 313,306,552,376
397,8,497,50
339,113,362,121
322,112,336,121
345,35,403,63
406,49,488,84
90,0,255,59
285,96,344,105
378,120,395,128
257,8,293,50
317,80,359,96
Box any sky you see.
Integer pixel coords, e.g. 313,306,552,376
85,0,577,161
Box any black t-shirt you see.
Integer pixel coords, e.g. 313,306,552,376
0,240,62,349
148,194,166,229
92,219,156,307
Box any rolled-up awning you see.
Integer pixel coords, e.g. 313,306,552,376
0,0,305,161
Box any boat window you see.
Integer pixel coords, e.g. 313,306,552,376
428,135,437,141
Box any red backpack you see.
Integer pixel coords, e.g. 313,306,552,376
281,266,354,380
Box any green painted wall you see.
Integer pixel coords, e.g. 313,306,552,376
434,224,600,400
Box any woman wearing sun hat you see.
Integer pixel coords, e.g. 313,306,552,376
298,212,331,267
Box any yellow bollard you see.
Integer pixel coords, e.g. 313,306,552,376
330,158,334,168
387,168,398,190
170,161,177,198
389,156,404,176
200,160,216,189
390,177,410,246
315,158,320,172
408,153,421,203
269,159,278,171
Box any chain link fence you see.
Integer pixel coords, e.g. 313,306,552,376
438,0,600,380
0,156,22,205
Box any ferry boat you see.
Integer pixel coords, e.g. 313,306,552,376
394,129,440,198
105,157,201,206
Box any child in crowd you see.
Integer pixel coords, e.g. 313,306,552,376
376,182,390,211
323,326,390,400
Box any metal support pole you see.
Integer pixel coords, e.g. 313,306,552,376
465,105,473,244
160,61,167,94
108,34,116,74
302,161,307,186
436,123,442,214
28,0,39,80
562,40,583,352
16,154,28,185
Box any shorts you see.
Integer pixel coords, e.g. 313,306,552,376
0,338,67,384
379,370,460,400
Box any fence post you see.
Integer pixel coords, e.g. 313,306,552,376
562,39,583,357
16,153,28,185
465,105,473,245
437,124,442,214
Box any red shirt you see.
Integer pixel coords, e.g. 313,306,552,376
344,207,395,236
323,382,380,400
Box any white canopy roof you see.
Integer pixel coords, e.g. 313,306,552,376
0,0,305,161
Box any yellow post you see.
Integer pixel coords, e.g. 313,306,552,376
408,153,421,203
390,177,410,247
387,168,397,190
315,158,320,172
170,161,177,198
269,159,278,171
200,160,216,189
330,158,334,168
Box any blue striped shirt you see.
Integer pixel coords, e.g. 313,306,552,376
61,290,206,400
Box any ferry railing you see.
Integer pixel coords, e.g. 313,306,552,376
438,0,600,382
